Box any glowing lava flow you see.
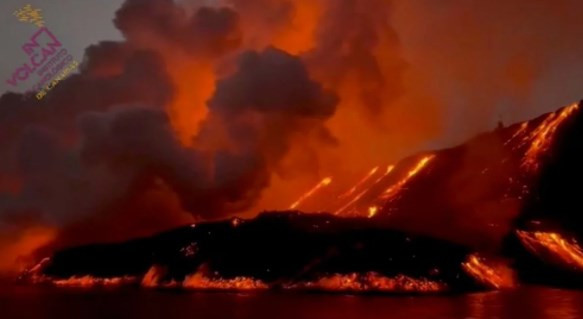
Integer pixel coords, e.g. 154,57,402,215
368,206,379,218
381,155,435,200
338,166,379,199
26,275,137,288
521,103,579,171
333,189,368,216
53,276,137,288
333,165,395,217
141,265,166,288
462,254,516,289
374,165,395,184
288,272,446,293
504,122,529,146
516,230,583,271
183,272,268,290
289,177,332,209
24,259,138,288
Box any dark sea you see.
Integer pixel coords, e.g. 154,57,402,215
1,285,582,319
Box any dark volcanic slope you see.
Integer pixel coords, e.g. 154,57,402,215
368,101,583,248
24,101,583,291
275,101,583,251
30,212,476,292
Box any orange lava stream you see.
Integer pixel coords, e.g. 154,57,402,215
521,103,579,171
333,165,395,217
381,155,435,200
461,254,516,289
504,122,529,146
333,189,367,216
374,165,396,184
0,226,56,274
183,272,268,290
288,272,446,293
289,177,332,210
516,230,583,271
23,259,138,288
338,166,379,199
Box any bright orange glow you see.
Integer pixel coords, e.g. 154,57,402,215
381,155,435,200
516,230,583,271
231,217,242,227
338,166,379,199
183,272,268,290
521,103,579,171
166,58,216,146
368,206,379,218
288,272,446,293
269,1,322,55
289,177,333,209
0,226,56,274
36,275,137,288
141,265,165,288
461,253,516,289
54,276,135,288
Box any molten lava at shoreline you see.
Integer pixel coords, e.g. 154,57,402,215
286,273,447,293
183,272,268,291
18,212,482,294
462,254,516,289
13,101,583,294
516,230,583,272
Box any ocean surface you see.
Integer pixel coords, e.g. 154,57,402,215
1,285,583,319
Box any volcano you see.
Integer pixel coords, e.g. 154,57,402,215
20,101,583,293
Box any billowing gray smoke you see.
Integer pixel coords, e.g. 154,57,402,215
3,0,583,254
0,0,338,245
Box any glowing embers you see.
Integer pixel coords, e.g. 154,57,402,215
288,272,446,293
141,264,267,290
31,274,137,288
520,103,579,172
53,276,136,288
381,155,436,200
289,177,332,210
462,253,516,289
516,230,583,271
183,271,268,290
23,258,137,288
